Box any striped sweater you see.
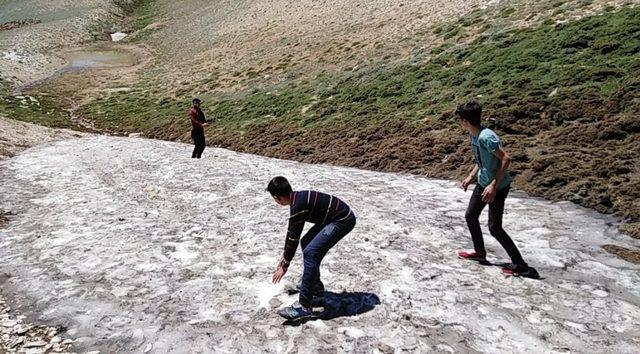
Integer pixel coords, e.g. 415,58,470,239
283,190,353,262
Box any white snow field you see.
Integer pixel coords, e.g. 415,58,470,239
0,136,639,353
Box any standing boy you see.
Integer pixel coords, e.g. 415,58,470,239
268,176,356,320
189,98,209,158
456,102,538,278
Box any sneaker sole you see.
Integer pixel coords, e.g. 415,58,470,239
277,311,317,321
502,268,541,279
458,255,488,263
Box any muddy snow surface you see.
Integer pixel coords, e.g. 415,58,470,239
0,136,639,353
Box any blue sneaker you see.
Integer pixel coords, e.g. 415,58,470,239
278,304,315,320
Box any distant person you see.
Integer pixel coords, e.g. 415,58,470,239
268,176,357,320
456,101,539,279
189,98,209,158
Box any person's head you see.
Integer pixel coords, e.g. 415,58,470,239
456,101,482,131
267,176,293,206
192,98,201,108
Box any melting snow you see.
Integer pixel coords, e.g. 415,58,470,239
0,136,639,353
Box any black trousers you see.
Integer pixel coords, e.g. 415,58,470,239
465,184,526,265
191,131,206,158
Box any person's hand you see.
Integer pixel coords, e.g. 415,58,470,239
462,175,474,192
272,258,288,283
202,123,209,128
482,183,497,203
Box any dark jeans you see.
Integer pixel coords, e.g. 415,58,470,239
465,184,526,265
191,131,206,158
299,215,356,308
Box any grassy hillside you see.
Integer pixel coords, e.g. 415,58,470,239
75,6,640,236
0,1,638,239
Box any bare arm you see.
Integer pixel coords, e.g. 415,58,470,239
481,148,511,203
462,164,479,192
467,165,479,181
490,148,511,189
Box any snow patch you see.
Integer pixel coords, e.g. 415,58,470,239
0,136,638,353
110,32,127,42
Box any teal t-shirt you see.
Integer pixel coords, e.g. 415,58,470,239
470,127,512,190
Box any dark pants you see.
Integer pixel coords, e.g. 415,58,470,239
465,184,526,265
191,131,206,158
299,216,356,308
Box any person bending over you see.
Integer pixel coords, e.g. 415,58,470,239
268,176,357,320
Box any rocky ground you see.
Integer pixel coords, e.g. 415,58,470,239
0,136,639,353
0,116,89,159
0,293,75,354
0,0,125,85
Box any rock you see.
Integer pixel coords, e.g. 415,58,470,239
144,343,153,352
0,319,17,327
8,336,24,347
128,133,142,138
24,340,48,348
269,298,282,308
51,336,62,343
378,342,395,354
14,324,31,335
25,348,46,354
592,289,608,297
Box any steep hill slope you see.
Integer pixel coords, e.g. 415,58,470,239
0,0,638,242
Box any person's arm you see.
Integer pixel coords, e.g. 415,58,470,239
491,149,510,189
201,110,210,125
482,143,511,203
282,209,307,263
189,110,203,128
273,203,308,283
462,165,479,192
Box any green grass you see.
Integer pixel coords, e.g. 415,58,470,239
78,6,640,138
112,0,160,41
203,6,639,132
0,81,75,129
128,0,159,31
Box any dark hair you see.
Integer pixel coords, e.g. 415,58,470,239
455,101,482,127
192,98,201,104
267,176,293,197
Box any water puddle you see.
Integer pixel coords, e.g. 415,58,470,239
62,49,137,70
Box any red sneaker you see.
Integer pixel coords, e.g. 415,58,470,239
502,264,540,279
458,250,487,262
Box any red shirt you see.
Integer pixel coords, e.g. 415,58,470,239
189,107,207,132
